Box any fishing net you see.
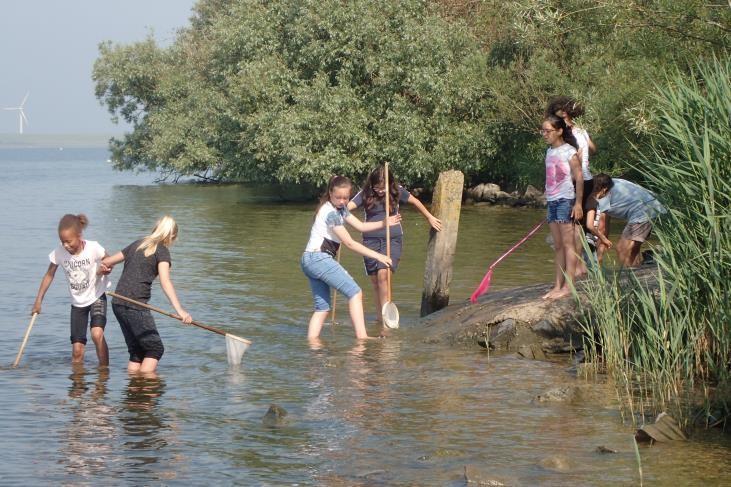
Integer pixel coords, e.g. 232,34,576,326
225,334,250,365
382,301,400,329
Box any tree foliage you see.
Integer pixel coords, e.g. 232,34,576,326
94,0,730,189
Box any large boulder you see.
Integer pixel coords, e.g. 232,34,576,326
467,183,502,203
521,185,546,207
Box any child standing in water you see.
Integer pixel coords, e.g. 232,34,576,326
302,176,400,340
103,216,192,374
347,165,442,326
32,214,110,365
541,115,584,299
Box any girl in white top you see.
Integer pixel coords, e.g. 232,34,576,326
541,116,583,300
32,214,110,365
301,176,400,341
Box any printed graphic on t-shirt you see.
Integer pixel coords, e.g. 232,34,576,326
63,257,92,292
545,154,569,197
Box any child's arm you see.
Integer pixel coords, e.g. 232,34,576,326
585,209,612,248
31,263,58,314
158,262,192,324
346,201,358,211
102,251,125,269
98,252,113,275
587,134,597,155
407,194,442,231
332,225,393,267
345,213,401,233
570,154,584,222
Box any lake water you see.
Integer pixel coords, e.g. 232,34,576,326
1,147,729,485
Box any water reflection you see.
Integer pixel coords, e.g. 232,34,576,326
62,365,114,478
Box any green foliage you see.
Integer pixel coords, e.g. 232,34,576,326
578,57,731,428
94,0,497,188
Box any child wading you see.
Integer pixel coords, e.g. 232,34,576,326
302,176,400,340
32,214,110,365
347,165,441,328
103,216,192,373
541,115,584,299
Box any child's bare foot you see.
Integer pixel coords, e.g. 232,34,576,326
550,287,572,299
542,287,561,299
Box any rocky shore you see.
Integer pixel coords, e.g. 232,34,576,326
464,183,546,208
420,265,657,359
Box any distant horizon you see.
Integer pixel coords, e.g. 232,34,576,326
0,133,120,149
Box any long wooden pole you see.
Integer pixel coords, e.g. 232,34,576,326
385,162,392,303
107,291,252,344
12,313,38,368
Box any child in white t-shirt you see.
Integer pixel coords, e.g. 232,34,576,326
31,214,110,365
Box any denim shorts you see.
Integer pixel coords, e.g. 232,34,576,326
70,294,107,344
546,198,575,224
301,251,361,312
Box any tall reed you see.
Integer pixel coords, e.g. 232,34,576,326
577,56,730,429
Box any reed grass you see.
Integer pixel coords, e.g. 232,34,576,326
576,56,730,429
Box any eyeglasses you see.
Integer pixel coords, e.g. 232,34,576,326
539,128,558,135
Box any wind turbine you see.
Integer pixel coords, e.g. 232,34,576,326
3,92,30,134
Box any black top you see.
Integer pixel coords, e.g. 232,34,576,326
113,239,171,309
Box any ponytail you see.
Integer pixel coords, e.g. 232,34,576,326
545,115,579,150
58,214,88,234
137,215,178,257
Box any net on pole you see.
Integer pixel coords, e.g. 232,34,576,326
225,334,250,365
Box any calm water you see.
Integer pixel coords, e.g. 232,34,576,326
1,147,729,485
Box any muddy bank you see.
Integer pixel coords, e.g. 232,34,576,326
421,265,658,357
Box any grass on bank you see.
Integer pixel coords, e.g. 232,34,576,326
576,56,730,430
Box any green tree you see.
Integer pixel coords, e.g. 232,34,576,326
94,0,497,188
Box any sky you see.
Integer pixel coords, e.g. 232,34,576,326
0,0,197,134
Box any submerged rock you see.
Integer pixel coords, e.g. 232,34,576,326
463,464,515,486
595,446,618,454
539,455,571,472
262,403,288,426
533,386,576,403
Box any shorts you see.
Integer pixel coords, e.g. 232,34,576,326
70,294,107,345
546,198,575,224
622,221,652,242
301,251,361,312
112,303,165,362
362,236,402,275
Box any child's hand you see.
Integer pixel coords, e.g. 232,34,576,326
379,255,393,268
428,215,443,232
571,203,583,222
178,311,193,324
98,263,113,275
385,214,402,227
601,237,613,249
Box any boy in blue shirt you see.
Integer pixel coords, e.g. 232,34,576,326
585,174,666,267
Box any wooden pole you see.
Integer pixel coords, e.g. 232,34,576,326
420,170,464,317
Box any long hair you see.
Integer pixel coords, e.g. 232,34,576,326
591,173,614,196
314,176,352,218
137,215,178,257
546,96,585,119
361,165,399,214
58,214,88,234
544,115,579,150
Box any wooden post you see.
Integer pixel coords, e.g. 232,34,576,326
421,170,464,316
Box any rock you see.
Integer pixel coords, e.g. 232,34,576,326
539,455,571,472
534,386,575,403
522,185,546,207
262,403,288,426
517,343,546,360
530,319,558,338
595,446,618,454
489,319,516,347
468,183,502,202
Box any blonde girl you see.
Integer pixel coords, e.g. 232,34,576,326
31,214,110,365
301,176,400,340
103,216,191,373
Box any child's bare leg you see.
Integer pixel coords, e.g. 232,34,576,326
375,269,390,333
617,238,643,267
369,274,382,323
596,214,610,264
128,361,141,373
543,222,566,299
553,223,578,298
347,291,370,339
307,311,329,339
574,224,588,278
71,342,85,363
138,357,159,374
90,327,109,366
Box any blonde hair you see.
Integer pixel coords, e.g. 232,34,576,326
137,215,178,257
58,214,88,234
